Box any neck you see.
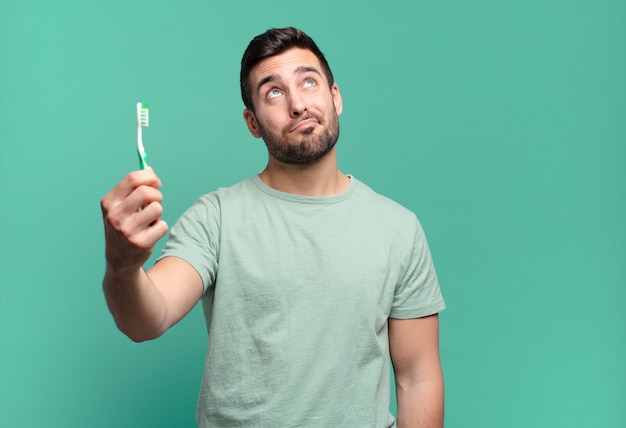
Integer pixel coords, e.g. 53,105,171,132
259,148,350,196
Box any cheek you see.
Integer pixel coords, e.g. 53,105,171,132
262,108,289,128
256,114,281,134
314,94,337,114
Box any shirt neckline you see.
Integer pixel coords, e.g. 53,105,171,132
251,174,356,204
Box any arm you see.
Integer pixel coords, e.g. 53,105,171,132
101,168,203,342
389,314,444,428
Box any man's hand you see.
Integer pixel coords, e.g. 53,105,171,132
100,168,203,342
101,167,168,275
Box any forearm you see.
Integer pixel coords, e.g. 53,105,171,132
395,376,444,428
103,267,168,342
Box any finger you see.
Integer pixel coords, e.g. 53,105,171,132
104,219,168,272
125,168,162,191
131,200,165,231
120,216,168,251
101,169,162,211
105,185,163,225
134,219,169,248
109,198,163,241
118,218,168,249
104,206,167,253
103,198,161,246
126,185,164,213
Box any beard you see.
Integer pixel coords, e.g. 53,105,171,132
257,110,340,165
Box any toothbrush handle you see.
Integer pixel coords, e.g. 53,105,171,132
138,151,148,170
137,125,148,170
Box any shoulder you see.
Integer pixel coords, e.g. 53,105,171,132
350,177,420,227
189,176,259,210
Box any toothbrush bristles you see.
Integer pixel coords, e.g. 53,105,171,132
139,104,149,127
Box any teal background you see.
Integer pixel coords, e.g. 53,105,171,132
1,0,624,426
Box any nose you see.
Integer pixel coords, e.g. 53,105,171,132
288,91,307,118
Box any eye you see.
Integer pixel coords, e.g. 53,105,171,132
303,78,317,88
267,88,283,100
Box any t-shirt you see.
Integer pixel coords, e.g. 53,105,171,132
159,175,445,427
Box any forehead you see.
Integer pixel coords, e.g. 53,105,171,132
249,48,324,85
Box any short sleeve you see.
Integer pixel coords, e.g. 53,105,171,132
158,194,221,294
389,217,445,319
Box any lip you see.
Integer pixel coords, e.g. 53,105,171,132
290,118,319,133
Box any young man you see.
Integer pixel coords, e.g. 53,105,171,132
101,27,445,427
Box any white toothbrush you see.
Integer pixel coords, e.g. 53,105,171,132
136,102,150,169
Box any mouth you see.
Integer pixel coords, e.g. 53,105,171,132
289,117,319,133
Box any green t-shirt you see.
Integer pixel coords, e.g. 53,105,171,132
160,175,445,427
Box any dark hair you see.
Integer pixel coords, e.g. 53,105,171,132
240,27,335,111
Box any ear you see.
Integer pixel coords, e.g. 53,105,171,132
331,83,343,116
243,108,262,138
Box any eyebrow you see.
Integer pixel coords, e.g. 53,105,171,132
256,66,322,93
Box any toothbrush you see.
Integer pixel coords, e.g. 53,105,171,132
136,102,150,170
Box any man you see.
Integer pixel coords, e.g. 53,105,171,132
101,27,445,427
